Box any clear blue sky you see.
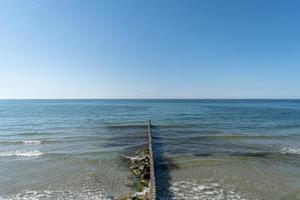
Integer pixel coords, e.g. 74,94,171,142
0,0,300,99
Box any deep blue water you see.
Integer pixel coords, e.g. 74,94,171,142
0,99,300,199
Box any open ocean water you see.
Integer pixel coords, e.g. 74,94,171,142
0,99,300,200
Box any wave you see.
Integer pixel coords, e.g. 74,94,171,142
18,132,49,136
0,189,114,200
0,150,43,157
209,134,291,140
168,180,257,200
0,132,58,137
160,134,293,143
0,140,43,145
103,124,147,129
280,147,300,155
23,140,42,145
155,124,198,129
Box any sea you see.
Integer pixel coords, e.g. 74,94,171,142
0,99,299,200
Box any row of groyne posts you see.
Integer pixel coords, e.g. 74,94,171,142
120,120,157,200
147,120,156,200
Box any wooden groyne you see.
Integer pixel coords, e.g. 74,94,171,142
147,120,156,200
120,121,156,200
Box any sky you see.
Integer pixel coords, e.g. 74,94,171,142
0,0,300,99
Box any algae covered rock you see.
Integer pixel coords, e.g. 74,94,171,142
121,149,151,200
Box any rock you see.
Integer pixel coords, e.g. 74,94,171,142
122,148,151,200
133,168,142,176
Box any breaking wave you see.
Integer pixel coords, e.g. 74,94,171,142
0,150,43,157
281,147,300,155
0,189,114,200
22,140,42,145
168,181,257,200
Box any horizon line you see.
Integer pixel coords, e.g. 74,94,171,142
0,98,300,100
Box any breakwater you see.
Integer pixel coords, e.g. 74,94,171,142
147,120,156,200
120,121,156,200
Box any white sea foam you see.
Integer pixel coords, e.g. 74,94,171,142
168,181,254,200
133,186,150,197
23,140,42,145
0,150,43,157
0,189,114,200
281,147,300,154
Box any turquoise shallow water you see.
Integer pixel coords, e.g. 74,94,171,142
0,100,300,199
